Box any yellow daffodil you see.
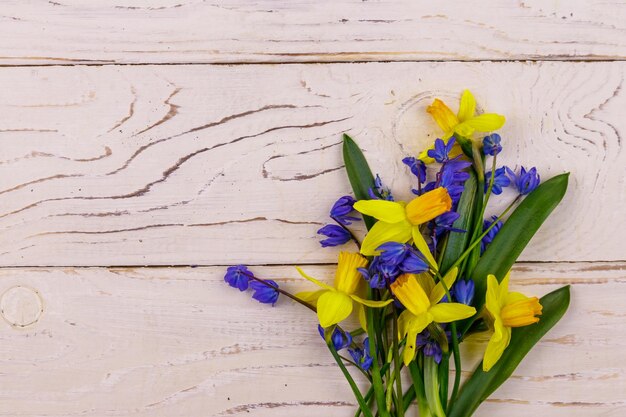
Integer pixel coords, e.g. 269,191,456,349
483,273,543,372
353,187,452,267
295,252,393,328
419,90,505,163
390,268,476,365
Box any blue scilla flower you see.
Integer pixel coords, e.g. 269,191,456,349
249,279,280,305
507,166,541,195
400,249,429,274
348,338,373,371
416,331,443,364
330,196,360,226
485,166,511,195
452,279,475,305
368,174,394,201
377,242,409,265
318,325,352,350
433,211,463,238
481,216,503,253
317,224,350,247
358,256,401,289
427,138,456,163
483,133,502,156
402,156,427,184
224,265,251,291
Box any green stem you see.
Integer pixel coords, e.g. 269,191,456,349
424,357,446,417
392,307,405,417
366,289,391,417
325,331,374,417
241,271,316,312
408,360,432,417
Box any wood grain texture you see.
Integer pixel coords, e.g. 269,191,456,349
0,263,624,416
0,62,624,266
0,0,625,65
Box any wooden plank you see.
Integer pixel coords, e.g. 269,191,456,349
0,262,623,416
0,62,624,266
0,0,625,65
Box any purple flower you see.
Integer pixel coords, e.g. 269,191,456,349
399,250,429,273
377,242,409,265
330,196,360,226
416,331,443,364
485,166,511,195
483,134,502,156
317,224,350,247
318,325,352,350
249,279,280,305
452,279,475,305
507,166,541,195
481,216,503,253
402,157,427,184
348,338,373,371
368,174,394,201
224,265,252,291
427,138,456,163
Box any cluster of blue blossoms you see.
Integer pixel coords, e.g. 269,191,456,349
224,265,280,306
318,326,373,370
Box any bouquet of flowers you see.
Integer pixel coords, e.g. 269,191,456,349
224,90,570,417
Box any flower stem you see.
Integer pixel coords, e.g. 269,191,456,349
424,357,446,417
325,331,374,417
366,287,391,417
392,306,405,417
408,360,433,417
240,271,316,313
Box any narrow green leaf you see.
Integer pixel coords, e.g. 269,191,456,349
342,134,377,230
448,285,570,417
440,170,476,273
470,173,569,311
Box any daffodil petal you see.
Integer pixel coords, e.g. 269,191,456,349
350,294,393,308
353,200,406,223
391,274,431,317
295,289,325,306
505,291,529,305
485,274,501,316
412,226,438,269
360,219,413,256
483,323,511,372
430,266,458,304
427,99,459,134
415,272,435,296
317,291,353,328
358,303,367,330
403,328,419,366
464,113,505,132
429,302,476,323
296,267,334,291
457,90,476,122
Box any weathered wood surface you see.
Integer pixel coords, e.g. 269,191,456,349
0,62,624,266
0,263,624,416
1,0,626,65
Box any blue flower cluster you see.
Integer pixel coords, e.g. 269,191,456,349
318,325,352,350
358,242,428,289
485,166,541,196
369,174,394,201
224,265,280,305
451,279,475,305
348,337,373,371
317,195,361,247
482,133,502,156
481,216,503,254
402,157,426,184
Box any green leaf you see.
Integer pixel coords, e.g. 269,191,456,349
342,134,377,230
470,173,569,312
448,285,570,417
440,170,476,273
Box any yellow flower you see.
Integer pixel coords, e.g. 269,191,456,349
420,90,505,162
483,273,543,372
353,187,452,267
390,268,476,365
295,252,393,328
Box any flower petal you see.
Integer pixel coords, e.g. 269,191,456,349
429,302,476,323
296,267,334,291
412,226,438,269
463,113,506,132
485,274,501,317
483,322,511,372
295,289,325,306
427,99,459,134
334,252,369,294
317,291,354,328
457,90,476,122
391,274,431,316
360,219,413,256
430,266,458,304
358,303,367,330
415,272,435,295
405,187,452,226
350,294,394,308
353,200,406,223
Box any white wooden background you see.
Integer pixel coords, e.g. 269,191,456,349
0,1,625,416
